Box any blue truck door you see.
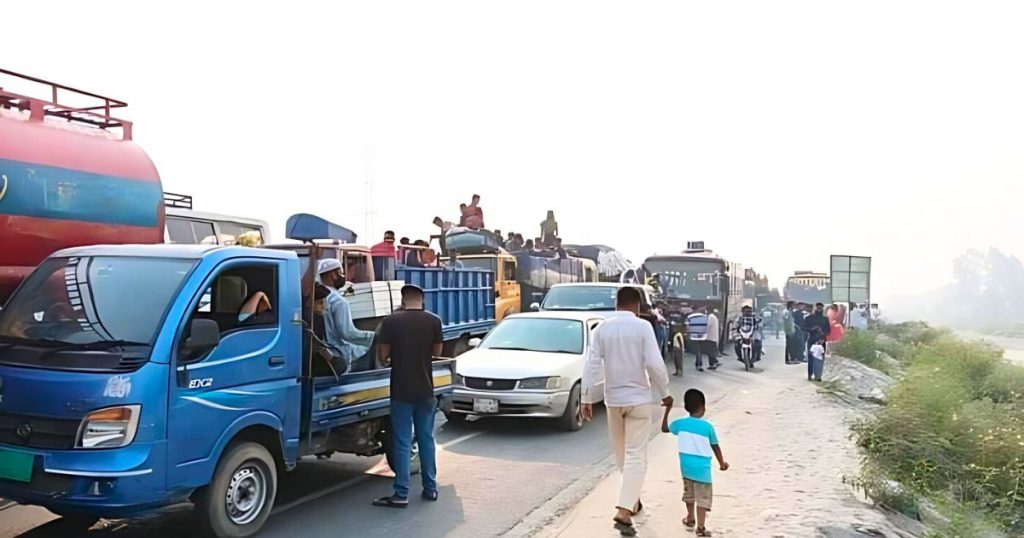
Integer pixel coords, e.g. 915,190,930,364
166,258,300,489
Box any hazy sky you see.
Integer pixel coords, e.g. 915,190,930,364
5,1,1023,302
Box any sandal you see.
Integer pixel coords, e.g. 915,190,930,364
696,527,712,537
372,495,409,508
683,517,696,528
612,518,637,537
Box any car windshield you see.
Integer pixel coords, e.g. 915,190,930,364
541,286,619,311
480,318,584,354
645,260,723,300
0,256,196,347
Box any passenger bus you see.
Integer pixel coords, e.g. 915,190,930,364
163,193,270,246
642,246,745,349
784,271,831,305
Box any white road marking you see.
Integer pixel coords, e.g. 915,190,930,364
439,431,484,451
272,432,483,514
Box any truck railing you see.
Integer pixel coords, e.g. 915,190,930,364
0,68,132,138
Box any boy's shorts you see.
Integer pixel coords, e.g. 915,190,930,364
682,479,713,510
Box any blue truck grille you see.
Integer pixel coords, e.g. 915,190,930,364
0,412,80,449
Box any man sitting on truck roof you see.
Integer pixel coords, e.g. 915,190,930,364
318,259,377,372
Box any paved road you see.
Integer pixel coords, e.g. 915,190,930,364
2,338,788,538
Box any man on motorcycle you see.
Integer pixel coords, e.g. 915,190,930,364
731,305,763,363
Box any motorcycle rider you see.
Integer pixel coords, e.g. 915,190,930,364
731,305,763,363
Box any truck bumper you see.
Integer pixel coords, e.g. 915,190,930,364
0,440,183,518
451,388,571,418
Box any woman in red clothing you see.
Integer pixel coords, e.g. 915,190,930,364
826,304,846,345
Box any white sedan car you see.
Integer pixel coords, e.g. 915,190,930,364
450,312,609,431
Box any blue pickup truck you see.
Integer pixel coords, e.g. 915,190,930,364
0,244,456,537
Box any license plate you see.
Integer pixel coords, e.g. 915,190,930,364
472,398,499,414
0,448,34,483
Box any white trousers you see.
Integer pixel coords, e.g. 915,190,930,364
606,404,653,510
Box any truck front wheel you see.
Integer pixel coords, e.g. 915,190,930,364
194,442,277,538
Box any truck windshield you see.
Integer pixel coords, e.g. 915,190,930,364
457,258,497,274
0,256,195,347
645,260,723,300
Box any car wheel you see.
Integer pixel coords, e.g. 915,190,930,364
559,383,583,432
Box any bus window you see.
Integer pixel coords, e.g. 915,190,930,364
218,221,265,246
167,217,215,245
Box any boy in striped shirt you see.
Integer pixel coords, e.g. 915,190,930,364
662,389,729,536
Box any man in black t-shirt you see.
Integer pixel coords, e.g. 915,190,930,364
372,285,444,508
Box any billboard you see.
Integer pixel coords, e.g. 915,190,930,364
830,255,871,304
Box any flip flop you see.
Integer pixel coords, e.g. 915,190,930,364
696,527,712,537
613,518,637,537
683,517,696,528
372,495,409,508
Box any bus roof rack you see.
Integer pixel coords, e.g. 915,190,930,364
163,192,193,210
0,68,133,139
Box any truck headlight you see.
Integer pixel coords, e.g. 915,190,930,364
76,405,141,449
518,377,566,390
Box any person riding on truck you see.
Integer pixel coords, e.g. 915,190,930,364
318,258,377,373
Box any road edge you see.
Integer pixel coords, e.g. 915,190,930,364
499,453,616,538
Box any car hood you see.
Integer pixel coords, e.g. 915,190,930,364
456,348,583,379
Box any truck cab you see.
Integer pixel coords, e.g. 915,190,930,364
0,244,455,537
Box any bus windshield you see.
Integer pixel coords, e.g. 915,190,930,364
645,260,724,300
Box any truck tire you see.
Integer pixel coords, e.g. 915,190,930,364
558,383,584,432
451,337,471,357
194,442,277,538
383,429,421,476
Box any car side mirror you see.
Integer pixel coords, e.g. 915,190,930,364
468,338,482,349
185,318,220,353
530,302,540,311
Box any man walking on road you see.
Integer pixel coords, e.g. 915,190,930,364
582,287,673,536
783,301,797,364
372,285,444,508
802,303,831,380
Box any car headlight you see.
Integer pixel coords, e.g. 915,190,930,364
76,405,141,449
518,376,567,390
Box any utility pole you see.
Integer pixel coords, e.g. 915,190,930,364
363,144,375,243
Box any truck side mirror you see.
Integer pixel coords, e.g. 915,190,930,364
468,338,482,349
185,319,221,353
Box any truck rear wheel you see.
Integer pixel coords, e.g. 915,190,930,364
384,433,422,476
194,442,277,538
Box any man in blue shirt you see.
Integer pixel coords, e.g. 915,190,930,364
662,389,728,537
318,259,376,372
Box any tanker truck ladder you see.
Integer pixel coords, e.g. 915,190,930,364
0,67,133,138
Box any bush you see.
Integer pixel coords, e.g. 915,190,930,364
833,329,882,364
853,336,1024,534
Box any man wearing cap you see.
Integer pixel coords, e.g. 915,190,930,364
371,231,398,258
317,258,376,373
373,285,444,508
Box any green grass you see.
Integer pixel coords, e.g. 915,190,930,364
850,326,1024,535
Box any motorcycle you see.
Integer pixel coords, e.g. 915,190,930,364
737,325,755,371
